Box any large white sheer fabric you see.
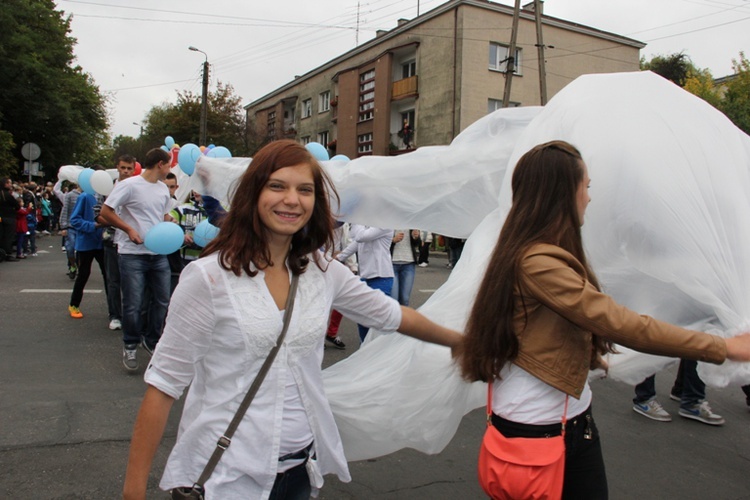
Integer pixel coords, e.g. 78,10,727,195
181,71,750,460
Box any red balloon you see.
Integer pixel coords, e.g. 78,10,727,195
170,146,180,167
134,161,142,175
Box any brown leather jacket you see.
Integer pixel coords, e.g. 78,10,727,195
512,243,727,398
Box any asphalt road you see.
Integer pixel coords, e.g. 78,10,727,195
1,236,749,499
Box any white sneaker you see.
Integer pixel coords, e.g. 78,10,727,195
633,398,672,422
418,262,428,267
109,319,122,330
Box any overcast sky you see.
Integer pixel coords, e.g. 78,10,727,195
55,0,749,141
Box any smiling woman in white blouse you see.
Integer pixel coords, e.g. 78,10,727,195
123,139,462,500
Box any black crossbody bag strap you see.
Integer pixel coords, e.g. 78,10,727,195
191,273,300,493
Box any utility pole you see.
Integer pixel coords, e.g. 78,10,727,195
502,0,521,108
189,46,209,146
533,0,548,105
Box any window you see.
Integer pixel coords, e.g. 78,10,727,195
267,111,276,137
300,136,311,144
359,70,375,122
318,131,329,147
358,133,373,154
487,98,521,113
402,60,416,79
319,91,330,112
489,42,522,75
302,99,312,118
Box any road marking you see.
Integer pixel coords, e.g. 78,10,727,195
419,289,438,293
21,289,103,294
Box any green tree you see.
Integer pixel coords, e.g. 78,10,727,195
0,0,109,180
141,81,249,156
641,52,694,86
718,52,750,135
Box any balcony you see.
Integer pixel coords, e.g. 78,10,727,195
392,75,418,100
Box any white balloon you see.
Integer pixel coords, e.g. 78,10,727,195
90,170,114,196
57,165,84,183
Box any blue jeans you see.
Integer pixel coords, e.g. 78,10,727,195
634,359,705,409
269,461,311,500
391,262,416,306
118,254,170,348
103,245,122,321
357,276,394,342
65,228,77,265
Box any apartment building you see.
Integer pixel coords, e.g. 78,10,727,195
245,0,644,158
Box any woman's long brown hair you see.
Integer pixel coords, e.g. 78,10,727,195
459,141,614,383
201,140,339,277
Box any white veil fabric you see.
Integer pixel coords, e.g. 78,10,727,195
179,71,750,460
323,71,750,460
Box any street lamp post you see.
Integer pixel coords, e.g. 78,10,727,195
132,122,143,136
189,46,209,146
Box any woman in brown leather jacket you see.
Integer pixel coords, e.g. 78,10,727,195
457,141,750,499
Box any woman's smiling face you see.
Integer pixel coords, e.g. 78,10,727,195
258,163,315,245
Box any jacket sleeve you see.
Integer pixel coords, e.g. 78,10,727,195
519,247,727,365
70,195,96,234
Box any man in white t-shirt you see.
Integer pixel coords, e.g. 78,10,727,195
100,148,172,373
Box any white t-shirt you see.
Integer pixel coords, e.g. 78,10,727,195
492,363,593,425
104,175,170,255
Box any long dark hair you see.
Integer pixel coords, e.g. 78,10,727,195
459,140,613,382
202,140,339,277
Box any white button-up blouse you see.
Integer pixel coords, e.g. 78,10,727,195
144,252,402,499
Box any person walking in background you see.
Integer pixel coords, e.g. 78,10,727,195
55,179,82,279
391,229,420,306
457,141,750,499
67,171,107,320
417,230,432,267
100,149,172,373
337,224,394,342
101,154,136,331
325,221,357,350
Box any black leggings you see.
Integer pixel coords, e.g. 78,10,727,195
492,405,608,500
70,249,106,308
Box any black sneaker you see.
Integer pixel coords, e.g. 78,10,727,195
325,336,346,350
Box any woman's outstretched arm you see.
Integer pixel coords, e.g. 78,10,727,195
123,386,175,500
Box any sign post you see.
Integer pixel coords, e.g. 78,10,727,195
21,143,41,182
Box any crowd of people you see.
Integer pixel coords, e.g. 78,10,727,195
6,137,750,500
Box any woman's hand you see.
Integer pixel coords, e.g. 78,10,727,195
724,333,750,361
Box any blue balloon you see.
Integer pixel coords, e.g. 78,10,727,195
305,142,329,161
144,222,184,255
192,219,220,248
165,136,175,149
330,154,350,162
178,143,201,175
77,168,96,196
206,146,231,159
160,145,169,151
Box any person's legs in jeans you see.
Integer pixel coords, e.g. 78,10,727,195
678,359,705,408
633,375,657,403
119,254,147,347
66,229,77,268
397,262,415,306
28,228,36,254
142,255,170,351
357,277,394,342
103,245,122,322
15,232,26,257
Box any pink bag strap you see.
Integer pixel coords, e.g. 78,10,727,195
486,381,569,436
